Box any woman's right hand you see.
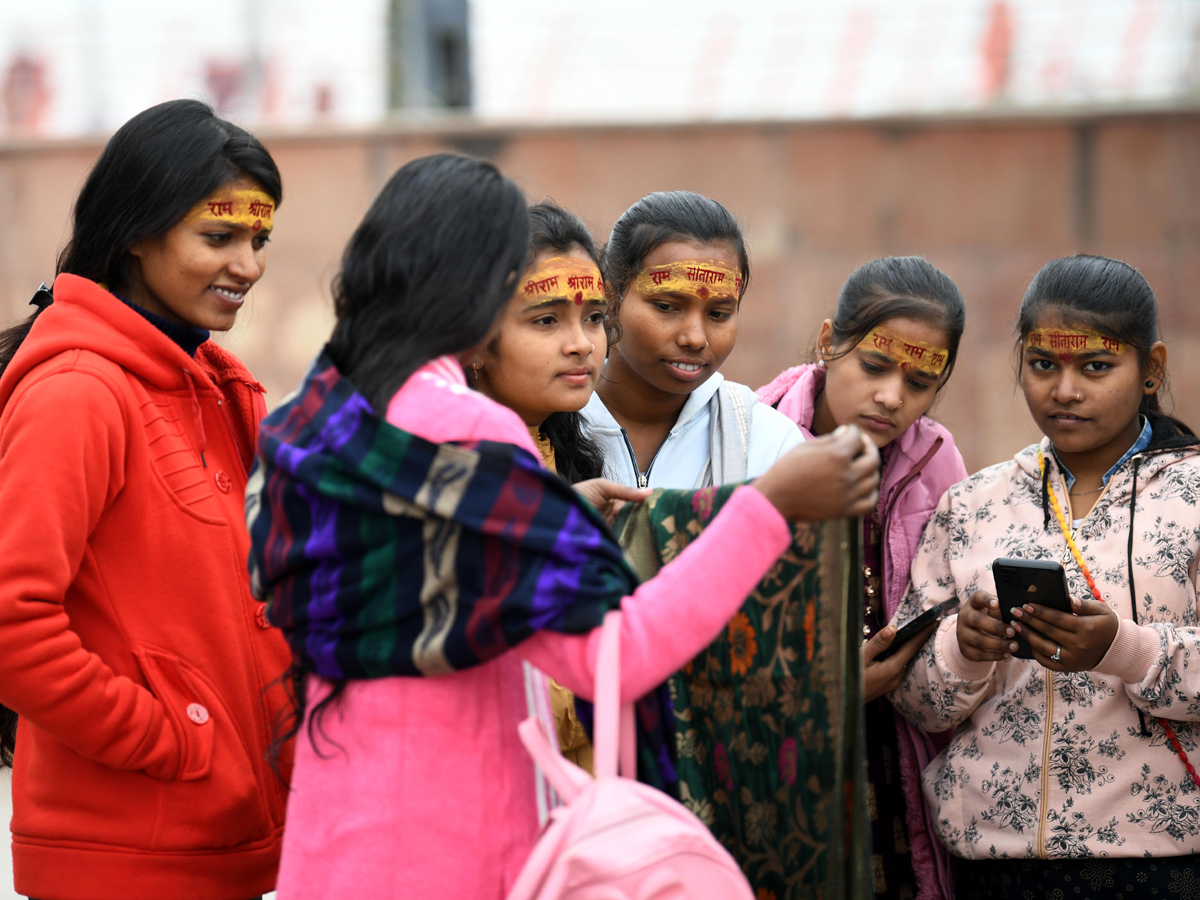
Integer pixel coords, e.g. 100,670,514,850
754,425,880,521
956,590,1018,662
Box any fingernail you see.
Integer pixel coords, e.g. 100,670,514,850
1012,608,1023,618
1009,642,1019,651
1024,604,1034,613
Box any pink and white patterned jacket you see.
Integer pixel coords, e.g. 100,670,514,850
891,419,1200,861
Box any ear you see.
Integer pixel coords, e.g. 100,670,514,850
1145,340,1167,394
815,319,836,362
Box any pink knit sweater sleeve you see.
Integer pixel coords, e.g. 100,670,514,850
519,484,791,704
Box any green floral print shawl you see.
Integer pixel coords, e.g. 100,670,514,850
614,484,870,900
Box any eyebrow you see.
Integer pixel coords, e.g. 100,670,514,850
524,297,607,311
1026,346,1113,361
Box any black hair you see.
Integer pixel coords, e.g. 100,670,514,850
326,153,530,413
279,153,529,768
526,201,605,483
0,99,281,381
1016,254,1186,429
0,98,281,770
823,256,966,387
601,191,750,345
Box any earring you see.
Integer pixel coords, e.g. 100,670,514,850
817,358,827,369
469,359,482,381
1146,379,1155,388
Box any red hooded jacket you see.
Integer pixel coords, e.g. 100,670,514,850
0,275,292,899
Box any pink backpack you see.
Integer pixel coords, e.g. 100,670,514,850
507,610,755,900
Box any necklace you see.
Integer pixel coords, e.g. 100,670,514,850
1068,484,1105,496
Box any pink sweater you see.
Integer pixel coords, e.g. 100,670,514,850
275,356,791,900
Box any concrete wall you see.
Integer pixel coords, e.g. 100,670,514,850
2,110,1199,473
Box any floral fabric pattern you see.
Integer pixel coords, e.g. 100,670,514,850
891,434,1200,861
615,486,869,900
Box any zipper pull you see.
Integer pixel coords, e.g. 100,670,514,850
638,473,648,489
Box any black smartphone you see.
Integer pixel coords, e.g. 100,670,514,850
875,597,960,661
992,558,1074,659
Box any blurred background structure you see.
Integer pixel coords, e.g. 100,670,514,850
1,0,1199,895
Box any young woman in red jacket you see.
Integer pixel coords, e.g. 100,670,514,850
0,99,290,900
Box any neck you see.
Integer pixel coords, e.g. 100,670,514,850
1054,415,1143,488
596,351,689,429
810,387,836,437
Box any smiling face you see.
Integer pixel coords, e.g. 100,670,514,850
127,177,274,331
606,239,741,399
474,246,608,426
814,315,951,447
1020,311,1163,464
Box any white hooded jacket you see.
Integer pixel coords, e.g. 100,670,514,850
580,371,803,489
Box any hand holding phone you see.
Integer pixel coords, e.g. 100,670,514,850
992,558,1074,659
874,597,961,661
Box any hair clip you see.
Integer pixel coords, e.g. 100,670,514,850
29,283,53,312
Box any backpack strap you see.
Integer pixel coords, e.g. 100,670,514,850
517,718,592,802
593,609,637,780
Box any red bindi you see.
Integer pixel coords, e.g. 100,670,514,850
574,292,583,305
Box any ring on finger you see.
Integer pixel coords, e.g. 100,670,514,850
1050,644,1062,662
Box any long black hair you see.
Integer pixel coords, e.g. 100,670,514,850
601,191,750,346
526,201,605,484
823,256,966,388
0,98,281,769
326,153,530,413
0,99,281,381
280,153,529,765
1017,254,1188,431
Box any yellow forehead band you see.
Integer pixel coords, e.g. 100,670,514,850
858,326,949,378
185,188,275,231
634,260,742,300
519,258,605,304
1025,328,1125,358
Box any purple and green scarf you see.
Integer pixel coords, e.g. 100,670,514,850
247,351,641,677
246,352,675,789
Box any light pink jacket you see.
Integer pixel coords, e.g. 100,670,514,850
891,430,1200,860
758,363,967,900
275,357,791,900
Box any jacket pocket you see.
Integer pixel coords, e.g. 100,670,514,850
134,645,271,850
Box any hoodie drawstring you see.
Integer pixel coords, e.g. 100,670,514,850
1126,454,1151,736
1040,460,1052,531
184,369,208,468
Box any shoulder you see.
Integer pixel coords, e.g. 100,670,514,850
387,364,535,451
6,350,130,414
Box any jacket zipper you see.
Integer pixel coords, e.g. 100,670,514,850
1038,670,1054,857
620,427,666,489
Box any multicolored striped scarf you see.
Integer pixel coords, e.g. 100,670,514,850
245,352,641,679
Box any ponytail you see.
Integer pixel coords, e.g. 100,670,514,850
0,284,53,385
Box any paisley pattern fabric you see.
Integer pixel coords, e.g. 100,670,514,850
614,485,870,900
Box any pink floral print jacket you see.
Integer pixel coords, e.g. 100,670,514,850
891,419,1200,861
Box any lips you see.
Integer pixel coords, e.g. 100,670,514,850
557,367,592,385
861,414,896,433
664,359,707,382
210,285,247,304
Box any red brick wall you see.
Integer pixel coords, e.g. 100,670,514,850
2,112,1197,472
